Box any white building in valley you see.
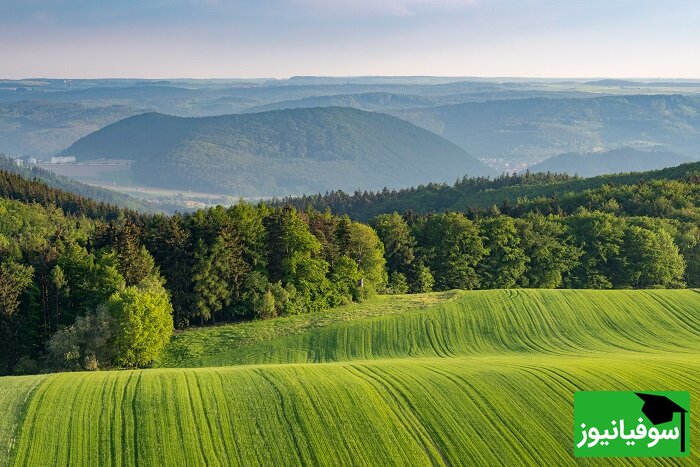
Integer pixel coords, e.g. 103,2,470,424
49,156,76,164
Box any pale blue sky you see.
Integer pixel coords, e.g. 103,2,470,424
1,1,699,78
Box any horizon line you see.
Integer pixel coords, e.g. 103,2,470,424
4,75,700,82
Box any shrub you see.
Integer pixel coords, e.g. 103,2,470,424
255,289,277,320
46,307,115,371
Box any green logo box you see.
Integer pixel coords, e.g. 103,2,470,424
574,391,689,457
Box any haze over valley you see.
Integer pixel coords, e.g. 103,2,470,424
1,78,699,207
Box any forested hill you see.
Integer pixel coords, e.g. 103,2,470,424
394,94,700,163
278,161,700,220
63,107,494,196
0,168,141,221
529,147,697,177
0,155,153,213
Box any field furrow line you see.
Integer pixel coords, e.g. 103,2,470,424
253,369,308,465
347,364,447,466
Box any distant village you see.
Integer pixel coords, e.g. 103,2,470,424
12,155,76,166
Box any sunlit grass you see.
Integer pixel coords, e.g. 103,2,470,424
0,375,45,466
160,289,700,367
2,289,699,465
9,355,700,466
158,290,459,368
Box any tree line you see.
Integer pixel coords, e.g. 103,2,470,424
277,162,700,221
0,166,697,375
0,190,387,374
376,210,691,295
0,154,155,214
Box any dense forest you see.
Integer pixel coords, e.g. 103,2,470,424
280,162,700,220
0,167,142,221
0,164,698,375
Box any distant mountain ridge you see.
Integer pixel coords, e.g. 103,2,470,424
395,94,700,163
63,107,493,196
530,147,697,177
0,100,137,156
245,92,440,113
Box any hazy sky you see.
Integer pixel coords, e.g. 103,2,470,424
2,0,699,79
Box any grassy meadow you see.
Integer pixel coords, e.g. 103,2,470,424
2,289,699,466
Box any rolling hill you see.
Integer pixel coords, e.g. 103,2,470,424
62,107,493,196
0,101,136,157
158,289,700,368
530,147,697,177
395,94,700,164
2,289,699,465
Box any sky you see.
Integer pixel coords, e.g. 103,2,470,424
1,0,700,79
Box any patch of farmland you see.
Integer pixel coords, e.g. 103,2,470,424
9,355,700,466
161,289,700,367
0,375,46,466
2,289,699,465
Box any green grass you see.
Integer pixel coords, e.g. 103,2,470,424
0,375,45,466
2,289,700,466
158,291,457,368
9,355,700,466
160,289,700,368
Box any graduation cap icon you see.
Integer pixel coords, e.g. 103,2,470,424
636,393,688,453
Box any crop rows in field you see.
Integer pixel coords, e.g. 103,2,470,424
3,289,700,466
161,289,700,368
0,375,45,467
9,354,700,466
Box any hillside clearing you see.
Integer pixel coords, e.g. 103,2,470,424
158,291,458,368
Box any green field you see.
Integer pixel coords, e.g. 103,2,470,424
2,289,699,465
159,289,700,368
0,375,45,467
158,291,458,368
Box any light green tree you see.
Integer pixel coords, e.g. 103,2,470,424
108,277,174,368
346,222,387,297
